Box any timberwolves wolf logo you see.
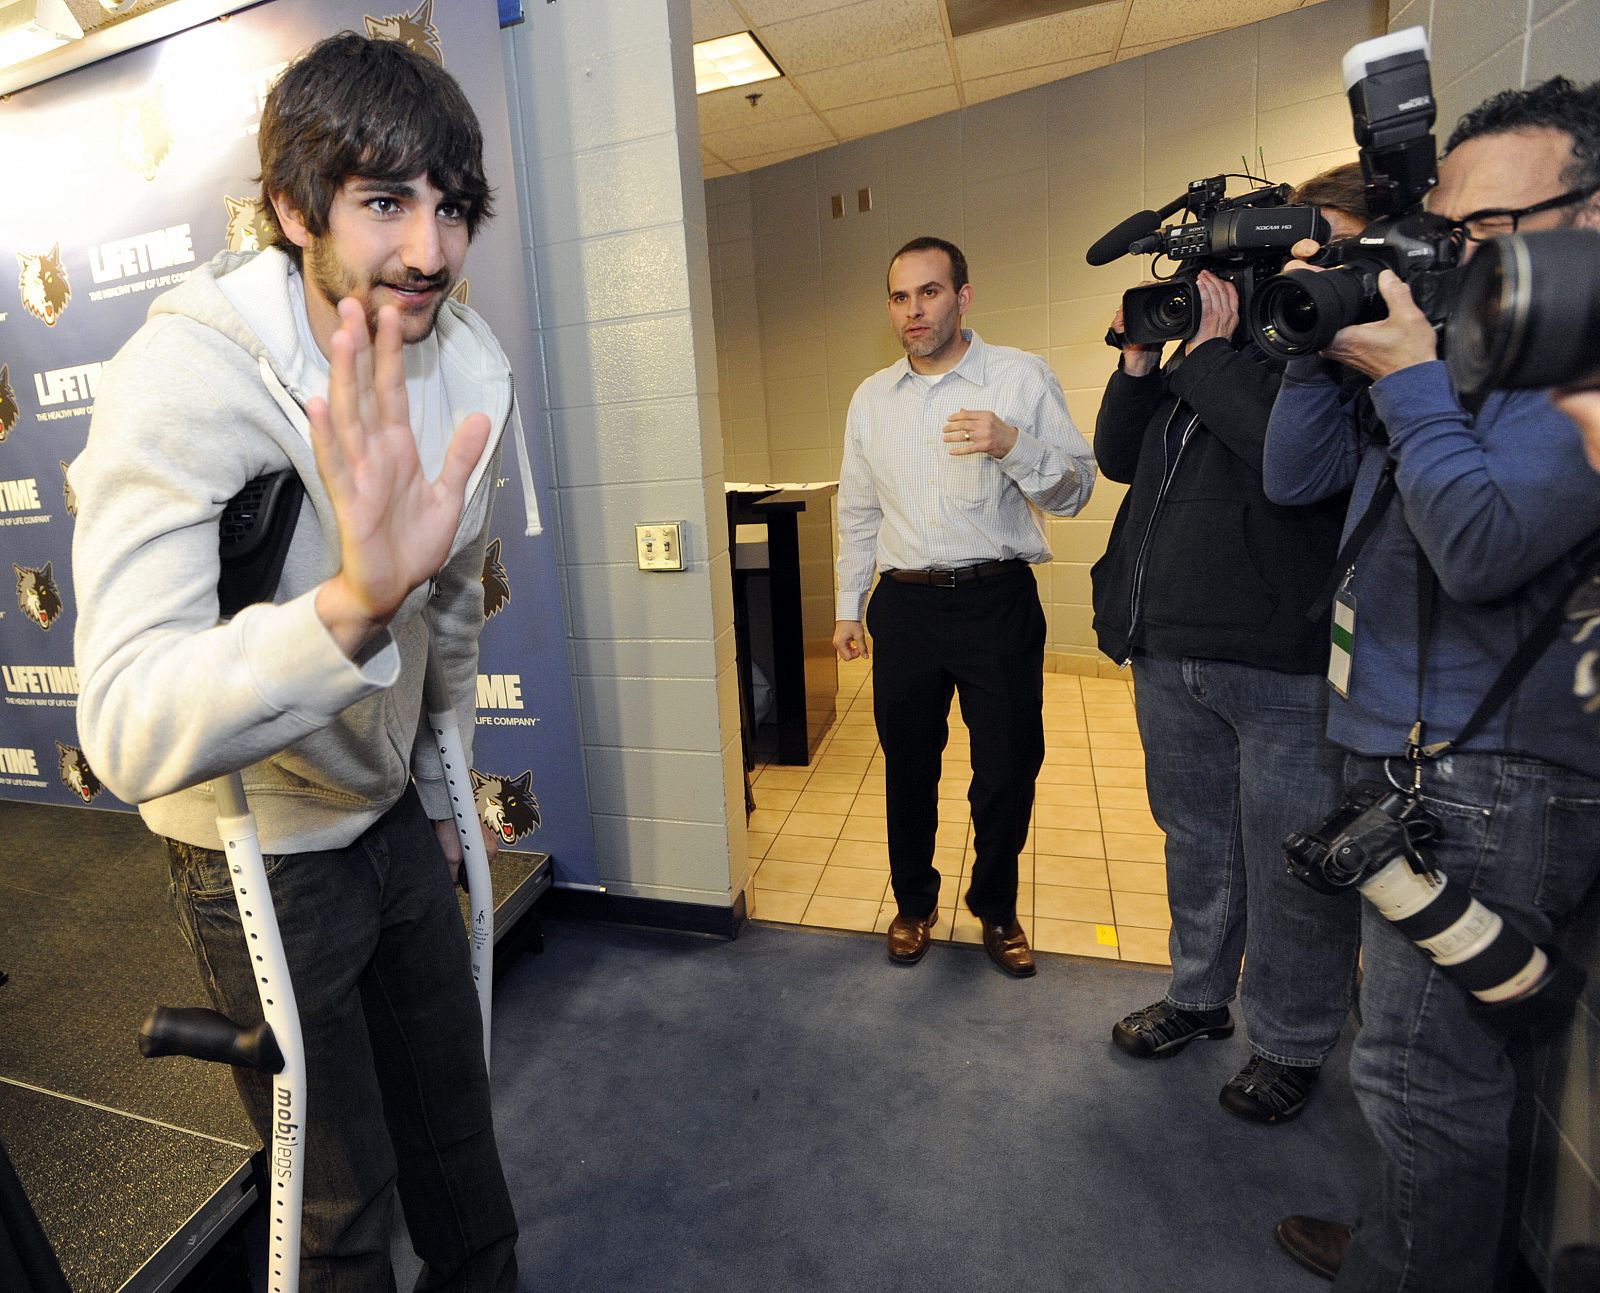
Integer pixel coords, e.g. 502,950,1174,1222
0,365,18,440
15,562,64,630
223,196,268,253
117,90,172,181
56,743,103,802
364,0,442,62
471,768,540,846
482,538,511,618
18,246,70,327
448,280,469,307
60,463,77,517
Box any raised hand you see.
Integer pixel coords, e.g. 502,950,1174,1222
309,298,491,657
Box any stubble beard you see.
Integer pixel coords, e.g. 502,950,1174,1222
306,238,450,343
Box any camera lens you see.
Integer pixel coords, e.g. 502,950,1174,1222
1250,266,1373,359
1449,229,1600,396
1150,284,1193,334
1121,279,1201,344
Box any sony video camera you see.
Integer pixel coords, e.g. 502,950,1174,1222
1088,175,1329,346
1448,228,1600,396
1249,27,1465,359
1284,780,1585,1037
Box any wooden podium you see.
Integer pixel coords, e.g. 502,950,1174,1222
727,484,839,766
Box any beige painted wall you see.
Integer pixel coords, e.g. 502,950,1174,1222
706,0,1384,665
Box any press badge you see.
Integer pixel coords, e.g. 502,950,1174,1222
1328,576,1356,698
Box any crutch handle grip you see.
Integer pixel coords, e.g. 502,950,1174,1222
140,1005,285,1074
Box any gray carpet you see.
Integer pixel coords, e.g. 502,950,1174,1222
475,917,1372,1292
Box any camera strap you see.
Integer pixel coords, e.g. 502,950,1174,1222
1406,529,1600,777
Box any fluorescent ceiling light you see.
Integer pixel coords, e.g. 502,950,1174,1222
693,31,781,95
0,0,82,69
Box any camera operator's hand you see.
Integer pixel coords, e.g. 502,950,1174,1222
1111,290,1161,377
1556,389,1600,472
1184,270,1239,355
1320,271,1438,381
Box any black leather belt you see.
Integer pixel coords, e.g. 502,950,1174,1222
882,559,1027,587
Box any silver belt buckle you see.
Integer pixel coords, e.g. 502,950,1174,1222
930,568,958,588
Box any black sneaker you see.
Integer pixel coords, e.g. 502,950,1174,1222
1112,999,1234,1058
1220,1054,1319,1123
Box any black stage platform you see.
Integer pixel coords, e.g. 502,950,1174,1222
0,799,548,1292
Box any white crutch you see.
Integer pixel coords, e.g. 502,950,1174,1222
424,652,493,1063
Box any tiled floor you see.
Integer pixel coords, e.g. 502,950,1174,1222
745,658,1173,966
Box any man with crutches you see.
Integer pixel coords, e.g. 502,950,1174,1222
71,33,527,1290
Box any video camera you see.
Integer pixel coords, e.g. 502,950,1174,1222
1249,27,1465,359
1448,228,1600,396
1088,175,1329,346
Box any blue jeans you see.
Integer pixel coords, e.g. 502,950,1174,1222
1131,654,1360,1065
1336,752,1600,1293
166,787,517,1292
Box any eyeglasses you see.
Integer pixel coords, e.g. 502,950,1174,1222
1447,185,1600,242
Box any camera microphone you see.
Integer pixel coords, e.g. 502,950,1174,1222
1086,210,1161,266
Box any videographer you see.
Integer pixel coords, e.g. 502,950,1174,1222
1094,164,1369,1124
1263,77,1600,1291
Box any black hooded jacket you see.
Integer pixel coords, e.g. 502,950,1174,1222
1089,337,1349,673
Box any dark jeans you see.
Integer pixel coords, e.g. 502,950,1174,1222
1131,654,1360,1065
865,566,1045,926
1336,752,1600,1293
165,787,517,1293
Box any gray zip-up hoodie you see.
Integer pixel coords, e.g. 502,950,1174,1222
72,248,534,852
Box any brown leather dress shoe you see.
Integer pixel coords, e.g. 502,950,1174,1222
887,909,938,964
1274,1215,1353,1282
982,921,1036,977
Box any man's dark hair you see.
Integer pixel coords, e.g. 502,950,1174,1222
256,32,494,265
1444,76,1600,194
888,236,969,293
1292,161,1370,224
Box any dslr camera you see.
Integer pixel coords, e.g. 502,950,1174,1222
1088,175,1328,346
1448,227,1600,396
1284,780,1585,1037
1250,28,1465,359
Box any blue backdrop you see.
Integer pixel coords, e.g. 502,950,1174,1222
0,0,599,885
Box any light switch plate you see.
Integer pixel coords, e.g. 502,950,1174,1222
635,522,685,571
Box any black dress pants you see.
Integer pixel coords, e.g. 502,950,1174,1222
865,565,1046,926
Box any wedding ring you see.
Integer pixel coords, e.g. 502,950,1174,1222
963,431,972,441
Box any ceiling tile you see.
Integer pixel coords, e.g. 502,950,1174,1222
702,110,837,161
733,143,836,174
698,78,815,134
1122,0,1301,47
690,0,746,42
1116,34,1211,61
963,54,1110,104
737,0,857,22
953,0,1125,80
823,84,961,139
761,0,946,77
793,43,955,111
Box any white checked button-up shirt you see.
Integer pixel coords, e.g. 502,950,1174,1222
835,329,1095,621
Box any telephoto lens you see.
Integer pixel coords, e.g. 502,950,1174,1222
1284,782,1586,1038
1251,263,1380,358
1448,228,1600,397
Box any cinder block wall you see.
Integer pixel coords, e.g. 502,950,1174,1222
1386,3,1600,1281
706,0,1382,667
501,0,748,907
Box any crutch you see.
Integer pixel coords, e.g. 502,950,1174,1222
140,471,308,1293
424,652,493,1063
